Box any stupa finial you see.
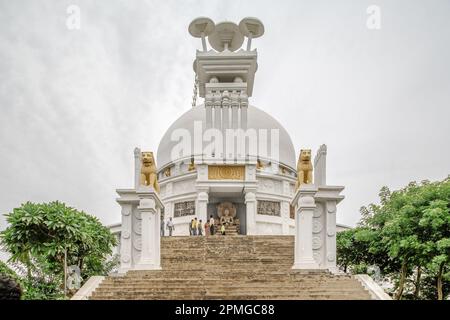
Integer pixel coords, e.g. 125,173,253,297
188,17,215,52
188,17,265,52
239,17,265,51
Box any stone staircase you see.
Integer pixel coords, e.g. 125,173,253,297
90,236,373,300
216,224,239,235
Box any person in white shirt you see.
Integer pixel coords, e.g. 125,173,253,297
166,217,175,236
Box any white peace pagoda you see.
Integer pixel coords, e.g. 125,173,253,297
113,17,346,274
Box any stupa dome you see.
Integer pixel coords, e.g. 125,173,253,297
157,104,296,169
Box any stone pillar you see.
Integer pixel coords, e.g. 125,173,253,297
205,93,213,130
314,144,327,186
214,94,222,131
240,91,248,130
134,187,163,270
231,91,239,129
245,190,257,235
325,200,337,273
222,91,230,131
197,191,209,226
134,147,141,189
222,92,230,160
292,185,319,269
118,204,132,273
222,104,229,132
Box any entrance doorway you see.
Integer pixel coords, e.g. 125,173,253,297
207,192,247,235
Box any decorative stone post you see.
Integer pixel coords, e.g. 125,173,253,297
118,204,132,273
325,200,338,273
245,190,257,235
292,184,319,269
134,187,163,270
134,147,141,189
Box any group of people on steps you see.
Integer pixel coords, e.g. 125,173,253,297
188,215,226,236
161,215,226,236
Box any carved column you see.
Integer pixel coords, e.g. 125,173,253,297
314,144,327,186
135,187,163,270
205,92,213,130
325,200,337,273
213,91,222,131
313,185,344,272
118,204,132,273
240,90,248,130
134,147,141,189
222,91,230,131
292,185,319,269
196,191,209,226
231,90,239,129
222,91,230,160
245,190,257,235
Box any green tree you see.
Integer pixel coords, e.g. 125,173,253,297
417,179,450,300
337,228,377,273
336,177,450,300
0,201,117,299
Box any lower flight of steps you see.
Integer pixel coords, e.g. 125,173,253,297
90,236,373,300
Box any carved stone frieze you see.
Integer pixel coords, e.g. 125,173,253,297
208,165,245,180
257,200,281,216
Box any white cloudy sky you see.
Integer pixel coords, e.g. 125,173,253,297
0,0,449,240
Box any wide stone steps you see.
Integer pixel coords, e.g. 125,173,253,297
91,236,372,300
91,292,369,300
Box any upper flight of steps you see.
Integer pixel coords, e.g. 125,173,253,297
90,236,373,300
218,224,239,235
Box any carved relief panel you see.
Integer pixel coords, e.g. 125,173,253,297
131,207,142,265
312,202,326,268
174,201,196,218
257,200,281,216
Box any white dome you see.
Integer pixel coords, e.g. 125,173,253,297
157,105,296,169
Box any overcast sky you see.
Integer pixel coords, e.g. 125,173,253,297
1,0,449,243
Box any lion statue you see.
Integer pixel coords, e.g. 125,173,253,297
295,149,313,189
140,152,160,193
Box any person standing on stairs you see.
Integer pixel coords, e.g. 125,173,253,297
192,218,198,236
198,219,203,236
204,221,210,236
189,219,194,236
160,218,165,237
209,215,215,235
166,217,175,236
220,224,225,236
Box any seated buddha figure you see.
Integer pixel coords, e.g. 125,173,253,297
220,208,233,225
217,202,236,226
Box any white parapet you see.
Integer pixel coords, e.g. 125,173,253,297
71,276,105,300
355,274,392,300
